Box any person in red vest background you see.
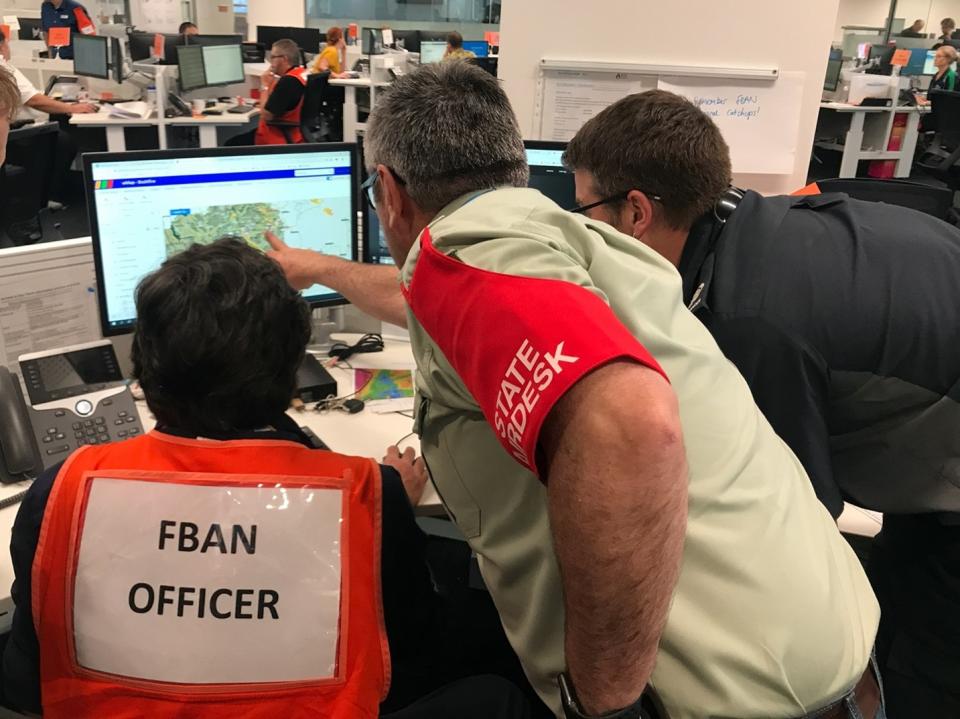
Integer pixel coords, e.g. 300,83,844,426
40,0,95,60
256,38,307,145
0,238,534,719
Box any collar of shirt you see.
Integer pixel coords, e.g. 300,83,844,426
677,211,718,305
154,412,314,448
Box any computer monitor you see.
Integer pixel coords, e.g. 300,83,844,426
128,31,182,65
286,26,322,53
184,33,243,47
201,44,244,86
176,45,206,91
73,35,109,80
257,25,321,53
823,59,843,92
524,140,575,209
923,49,938,75
362,28,384,55
867,44,895,75
110,36,124,84
17,17,42,41
462,40,488,57
391,29,420,53
177,44,244,91
901,47,933,76
83,145,359,336
856,42,871,60
420,41,446,64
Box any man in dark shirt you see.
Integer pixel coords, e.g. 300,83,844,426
40,0,94,60
563,89,960,719
899,19,925,37
1,239,534,718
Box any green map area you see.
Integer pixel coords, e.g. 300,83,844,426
164,203,282,255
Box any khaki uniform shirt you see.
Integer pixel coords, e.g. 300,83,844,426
402,187,879,719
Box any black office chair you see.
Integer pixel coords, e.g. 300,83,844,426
815,178,954,221
0,121,59,244
266,71,344,143
914,90,960,192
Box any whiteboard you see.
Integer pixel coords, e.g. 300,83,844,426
130,0,183,33
534,60,802,175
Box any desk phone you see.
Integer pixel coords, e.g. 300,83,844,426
18,340,144,471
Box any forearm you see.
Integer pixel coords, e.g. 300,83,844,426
313,255,407,326
544,362,687,715
25,94,72,115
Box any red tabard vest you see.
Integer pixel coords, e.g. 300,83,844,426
32,431,390,718
255,66,307,145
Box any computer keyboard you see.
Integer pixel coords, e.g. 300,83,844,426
227,104,252,114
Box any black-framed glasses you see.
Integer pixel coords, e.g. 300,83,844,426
361,167,406,210
567,189,663,215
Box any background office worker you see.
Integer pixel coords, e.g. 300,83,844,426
443,31,475,61
227,39,307,146
919,44,958,103
178,21,199,37
899,19,925,37
563,89,960,718
273,62,880,719
0,66,18,166
937,16,958,43
311,25,349,78
40,0,95,59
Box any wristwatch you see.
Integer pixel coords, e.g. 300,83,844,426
558,673,647,719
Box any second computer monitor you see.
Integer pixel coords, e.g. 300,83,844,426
525,140,575,210
73,35,109,79
462,40,488,57
420,41,446,64
84,144,360,336
178,44,244,91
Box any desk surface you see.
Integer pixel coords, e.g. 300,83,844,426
69,112,158,126
330,77,391,88
820,101,928,113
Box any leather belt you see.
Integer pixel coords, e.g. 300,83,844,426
808,664,881,719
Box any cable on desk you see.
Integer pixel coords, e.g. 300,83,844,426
327,333,384,363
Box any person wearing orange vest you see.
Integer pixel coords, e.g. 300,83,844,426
255,38,308,145
1,239,535,719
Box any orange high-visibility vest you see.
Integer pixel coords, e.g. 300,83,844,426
32,431,390,719
72,6,95,35
256,65,308,145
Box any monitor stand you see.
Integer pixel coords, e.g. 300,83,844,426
308,307,344,354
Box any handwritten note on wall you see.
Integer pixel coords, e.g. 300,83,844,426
658,72,805,174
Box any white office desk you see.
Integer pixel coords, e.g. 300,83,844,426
330,77,391,143
69,110,161,152
817,102,928,178
167,107,260,148
70,105,261,151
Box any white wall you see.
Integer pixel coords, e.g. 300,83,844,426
245,0,303,40
499,0,840,195
195,0,236,34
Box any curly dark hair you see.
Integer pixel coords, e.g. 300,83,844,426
131,238,311,435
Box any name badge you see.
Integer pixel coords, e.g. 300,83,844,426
71,472,347,685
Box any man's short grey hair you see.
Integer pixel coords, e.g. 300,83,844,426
271,39,300,66
365,62,528,213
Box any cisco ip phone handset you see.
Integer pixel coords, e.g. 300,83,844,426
167,93,192,117
0,340,145,486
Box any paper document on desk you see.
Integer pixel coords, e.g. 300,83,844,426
108,101,152,120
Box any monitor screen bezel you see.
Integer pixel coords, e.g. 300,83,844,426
83,143,360,337
73,34,110,80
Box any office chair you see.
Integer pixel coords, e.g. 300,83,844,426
266,71,344,143
816,178,954,221
915,90,960,195
0,122,59,244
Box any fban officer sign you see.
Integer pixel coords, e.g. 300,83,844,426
71,472,347,684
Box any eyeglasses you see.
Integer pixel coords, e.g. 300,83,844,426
567,189,663,215
361,167,406,210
